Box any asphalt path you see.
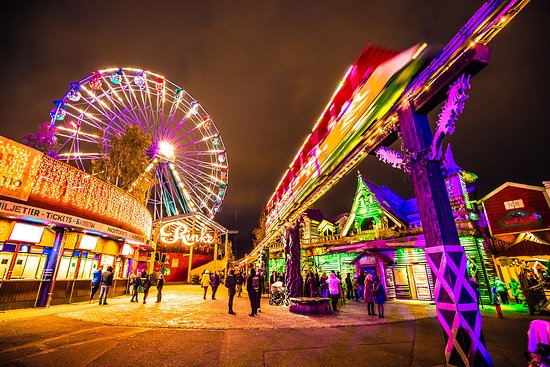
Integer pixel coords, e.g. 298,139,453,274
0,284,546,366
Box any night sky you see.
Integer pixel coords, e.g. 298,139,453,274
1,1,548,257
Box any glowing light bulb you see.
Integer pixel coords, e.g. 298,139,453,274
158,141,175,160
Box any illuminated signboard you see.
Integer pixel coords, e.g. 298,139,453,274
159,221,215,246
78,234,99,251
8,222,45,243
498,210,542,229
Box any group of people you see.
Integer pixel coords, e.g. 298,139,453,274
89,266,165,305
89,265,388,318
89,265,113,305
267,269,386,317
490,270,548,316
201,268,263,316
201,269,247,300
324,270,386,317
129,270,164,304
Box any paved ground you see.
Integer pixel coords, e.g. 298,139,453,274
0,284,547,366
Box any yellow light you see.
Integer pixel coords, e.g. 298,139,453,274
158,141,175,160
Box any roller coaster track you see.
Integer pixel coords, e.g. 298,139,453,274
243,0,530,263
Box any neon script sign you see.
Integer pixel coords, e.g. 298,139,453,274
159,221,215,246
498,210,542,229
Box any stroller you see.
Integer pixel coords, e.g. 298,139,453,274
269,281,290,306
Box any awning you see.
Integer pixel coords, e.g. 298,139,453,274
497,240,550,258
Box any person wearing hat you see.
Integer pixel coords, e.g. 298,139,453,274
201,270,211,300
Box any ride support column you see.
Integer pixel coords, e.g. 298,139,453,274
37,229,65,307
398,105,492,367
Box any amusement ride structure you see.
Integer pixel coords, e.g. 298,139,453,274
244,0,531,366
49,68,229,221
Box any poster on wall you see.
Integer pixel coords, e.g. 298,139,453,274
172,258,179,268
412,264,432,300
393,267,409,286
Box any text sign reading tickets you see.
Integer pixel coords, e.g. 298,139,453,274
0,199,145,243
159,221,215,246
0,136,43,201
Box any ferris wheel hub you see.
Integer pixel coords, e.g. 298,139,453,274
156,141,176,162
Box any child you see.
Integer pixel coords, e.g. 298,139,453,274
491,286,503,318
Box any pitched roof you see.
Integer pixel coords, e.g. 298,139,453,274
303,208,325,222
361,179,420,224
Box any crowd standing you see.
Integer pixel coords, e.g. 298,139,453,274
89,262,393,321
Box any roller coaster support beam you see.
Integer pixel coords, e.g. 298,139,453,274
398,105,493,366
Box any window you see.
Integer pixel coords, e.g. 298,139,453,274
10,253,47,279
504,199,524,210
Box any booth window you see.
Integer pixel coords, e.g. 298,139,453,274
10,246,47,279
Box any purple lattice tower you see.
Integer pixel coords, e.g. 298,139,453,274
399,106,492,366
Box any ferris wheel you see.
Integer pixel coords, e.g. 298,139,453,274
50,67,228,221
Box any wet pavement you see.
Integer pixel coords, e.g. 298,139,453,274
0,284,547,366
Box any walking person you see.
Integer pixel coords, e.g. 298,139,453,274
98,266,113,305
236,270,244,297
211,271,220,300
246,268,260,316
142,271,151,304
156,271,165,303
201,270,211,300
130,271,142,303
327,271,341,312
89,265,103,303
373,275,386,318
364,273,376,315
225,269,237,314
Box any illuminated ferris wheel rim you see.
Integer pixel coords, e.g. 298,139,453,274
50,66,229,219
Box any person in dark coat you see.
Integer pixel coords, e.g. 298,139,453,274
98,266,113,305
156,271,165,303
142,271,151,304
246,268,260,316
211,271,220,300
130,272,142,303
373,275,386,318
225,269,237,314
236,271,244,297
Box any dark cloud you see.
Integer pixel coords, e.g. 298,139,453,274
1,1,548,257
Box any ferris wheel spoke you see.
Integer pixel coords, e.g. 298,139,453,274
178,169,221,202
120,78,151,131
175,156,227,175
98,77,143,128
80,85,131,129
